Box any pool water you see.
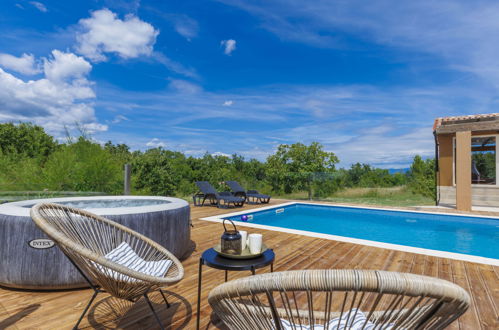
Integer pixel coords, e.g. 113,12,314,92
225,204,499,259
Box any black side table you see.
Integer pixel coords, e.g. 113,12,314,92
196,248,275,329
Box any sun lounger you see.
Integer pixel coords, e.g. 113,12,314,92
225,180,271,204
193,181,245,208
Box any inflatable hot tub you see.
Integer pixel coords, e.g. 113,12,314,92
0,196,190,289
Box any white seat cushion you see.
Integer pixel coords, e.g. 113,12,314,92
281,308,393,330
93,242,172,281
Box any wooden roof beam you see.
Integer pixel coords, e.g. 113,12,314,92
435,120,499,134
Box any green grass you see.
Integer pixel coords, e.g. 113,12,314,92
1,186,435,208
275,186,434,207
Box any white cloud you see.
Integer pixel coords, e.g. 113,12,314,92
110,114,129,124
96,80,494,167
172,15,198,40
0,53,40,75
280,123,434,168
222,100,233,106
0,50,105,135
29,1,47,12
81,122,109,134
43,50,92,82
168,79,202,94
153,52,199,79
212,151,231,157
221,39,236,55
142,10,198,40
146,138,166,148
76,8,159,62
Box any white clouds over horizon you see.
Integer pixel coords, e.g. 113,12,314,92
43,50,92,82
221,39,236,55
0,50,106,135
5,1,499,169
146,138,167,148
0,7,196,138
0,53,40,75
76,8,159,62
93,81,486,167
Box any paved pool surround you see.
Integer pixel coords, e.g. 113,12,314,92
0,196,190,289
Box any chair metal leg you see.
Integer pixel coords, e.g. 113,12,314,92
144,293,165,330
73,290,99,329
196,259,203,330
159,289,171,308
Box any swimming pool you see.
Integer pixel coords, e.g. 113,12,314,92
202,203,499,265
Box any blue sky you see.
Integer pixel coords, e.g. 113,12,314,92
1,0,499,168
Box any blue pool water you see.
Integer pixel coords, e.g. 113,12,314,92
226,204,499,259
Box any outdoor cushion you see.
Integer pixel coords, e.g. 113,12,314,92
94,242,172,280
280,308,394,330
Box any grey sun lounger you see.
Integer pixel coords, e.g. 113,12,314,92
193,181,245,208
225,181,271,204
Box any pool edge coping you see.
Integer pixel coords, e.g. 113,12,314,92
199,201,499,267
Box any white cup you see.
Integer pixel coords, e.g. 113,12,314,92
248,233,263,254
239,231,247,251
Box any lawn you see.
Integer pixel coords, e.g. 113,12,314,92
1,186,434,208
274,186,434,207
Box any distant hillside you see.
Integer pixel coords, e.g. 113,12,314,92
388,168,409,174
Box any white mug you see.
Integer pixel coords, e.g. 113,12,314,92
239,231,248,251
248,233,263,254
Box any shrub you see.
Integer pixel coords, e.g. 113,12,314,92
407,155,435,199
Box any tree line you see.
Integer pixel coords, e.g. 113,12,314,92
0,123,435,199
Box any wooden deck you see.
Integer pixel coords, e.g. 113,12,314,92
0,200,497,329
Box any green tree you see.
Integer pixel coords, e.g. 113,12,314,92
0,122,57,159
407,155,435,199
0,151,44,190
104,141,132,163
343,163,408,188
131,148,176,195
43,137,123,193
266,142,339,199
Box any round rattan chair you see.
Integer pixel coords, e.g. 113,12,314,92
30,203,184,330
208,269,470,330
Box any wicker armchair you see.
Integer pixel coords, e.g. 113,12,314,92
209,269,470,330
30,203,184,330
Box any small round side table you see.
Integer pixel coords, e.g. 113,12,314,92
196,248,275,329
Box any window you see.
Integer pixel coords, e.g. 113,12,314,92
471,136,496,184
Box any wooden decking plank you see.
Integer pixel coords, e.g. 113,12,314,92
0,200,496,329
475,264,499,313
437,256,461,330
423,255,440,278
383,250,413,273
463,262,498,329
451,260,482,329
409,252,427,275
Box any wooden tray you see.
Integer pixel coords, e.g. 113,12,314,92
214,243,268,259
